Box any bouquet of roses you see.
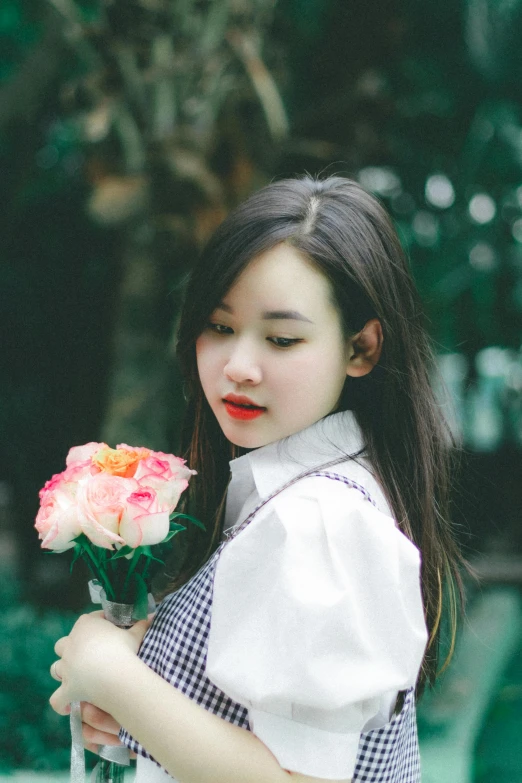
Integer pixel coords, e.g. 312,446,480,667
36,441,199,612
35,441,199,782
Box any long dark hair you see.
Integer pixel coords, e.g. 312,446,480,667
172,175,464,691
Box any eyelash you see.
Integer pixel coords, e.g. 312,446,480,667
206,323,302,349
208,323,233,335
270,337,302,348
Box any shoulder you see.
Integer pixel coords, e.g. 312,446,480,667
273,475,418,555
277,471,377,508
271,469,394,534
224,469,420,573
276,456,392,517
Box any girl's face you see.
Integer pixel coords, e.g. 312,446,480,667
195,243,353,449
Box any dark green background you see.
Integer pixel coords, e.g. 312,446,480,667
1,0,521,776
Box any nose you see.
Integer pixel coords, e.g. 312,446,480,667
223,339,262,385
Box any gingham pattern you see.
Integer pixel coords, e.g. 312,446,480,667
353,687,420,781
120,472,421,782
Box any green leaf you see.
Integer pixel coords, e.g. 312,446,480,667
169,512,205,531
169,522,186,533
110,545,134,561
72,533,93,547
137,545,165,564
69,544,83,573
162,529,183,543
184,514,206,531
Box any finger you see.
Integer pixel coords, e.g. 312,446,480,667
50,660,63,682
49,686,72,716
81,703,121,736
54,636,68,656
82,722,124,747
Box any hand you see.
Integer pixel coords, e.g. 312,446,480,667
80,702,126,754
49,610,152,715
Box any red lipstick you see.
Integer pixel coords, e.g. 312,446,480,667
223,394,266,421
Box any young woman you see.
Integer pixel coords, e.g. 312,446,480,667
50,176,464,783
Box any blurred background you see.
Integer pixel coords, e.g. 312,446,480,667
1,0,522,779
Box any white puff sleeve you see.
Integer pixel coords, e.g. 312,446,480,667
205,479,428,780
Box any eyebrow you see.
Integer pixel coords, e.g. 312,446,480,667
216,303,313,323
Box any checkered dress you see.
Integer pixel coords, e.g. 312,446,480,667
120,471,422,782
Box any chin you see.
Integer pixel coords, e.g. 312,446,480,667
225,432,266,450
219,422,270,450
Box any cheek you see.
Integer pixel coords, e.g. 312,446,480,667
195,335,205,365
284,345,346,385
274,355,311,391
195,336,216,389
273,356,323,400
276,348,347,408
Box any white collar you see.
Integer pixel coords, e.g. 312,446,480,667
228,410,365,501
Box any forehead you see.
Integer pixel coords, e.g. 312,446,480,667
224,243,334,310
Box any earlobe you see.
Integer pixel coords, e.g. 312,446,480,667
346,318,383,377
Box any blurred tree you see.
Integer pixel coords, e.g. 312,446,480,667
1,0,288,606
46,0,287,450
0,0,124,606
274,0,522,556
3,0,522,608
3,2,522,773
466,0,522,86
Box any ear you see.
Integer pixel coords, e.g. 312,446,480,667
345,318,383,377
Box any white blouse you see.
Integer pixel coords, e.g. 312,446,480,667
136,411,428,782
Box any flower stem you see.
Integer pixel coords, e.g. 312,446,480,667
121,548,141,602
81,544,115,600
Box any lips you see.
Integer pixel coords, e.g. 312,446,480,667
223,394,266,421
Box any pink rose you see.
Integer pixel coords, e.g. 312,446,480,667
119,488,170,548
133,453,194,513
133,456,173,482
39,471,68,500
77,473,137,549
66,441,108,467
136,473,188,514
153,451,197,481
39,462,93,501
134,452,196,483
35,489,82,551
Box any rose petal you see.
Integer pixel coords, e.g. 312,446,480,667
126,488,159,516
66,442,108,467
119,510,170,548
40,506,81,551
78,510,124,549
119,510,142,548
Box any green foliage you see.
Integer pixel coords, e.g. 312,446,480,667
170,512,206,532
65,512,204,606
0,588,81,771
0,0,42,82
466,0,522,85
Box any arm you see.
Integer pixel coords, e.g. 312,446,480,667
50,613,350,783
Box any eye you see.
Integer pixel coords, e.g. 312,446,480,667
268,337,303,348
207,322,233,335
